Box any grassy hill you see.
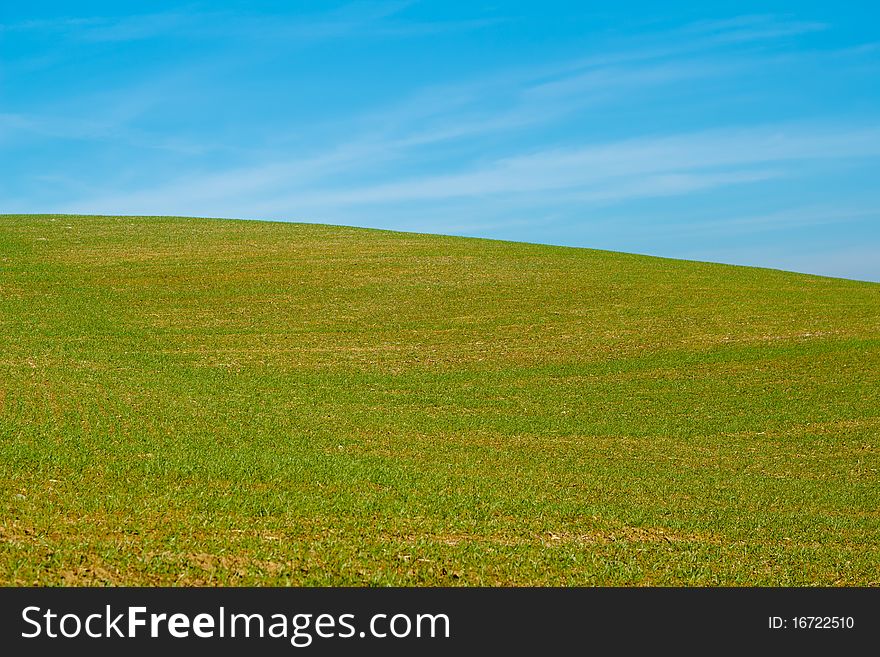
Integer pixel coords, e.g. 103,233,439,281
1,214,878,585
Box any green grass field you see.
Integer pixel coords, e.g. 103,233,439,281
1,214,878,586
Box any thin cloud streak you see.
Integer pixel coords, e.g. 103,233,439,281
262,124,880,206
0,2,499,43
7,8,878,281
66,123,880,218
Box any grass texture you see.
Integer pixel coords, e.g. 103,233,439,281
1,214,878,585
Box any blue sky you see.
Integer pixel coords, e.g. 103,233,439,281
2,1,879,281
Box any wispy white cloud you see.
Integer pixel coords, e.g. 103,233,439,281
0,2,499,43
64,122,880,220
8,9,878,284
9,21,759,190
0,61,218,154
318,13,835,154
4,10,836,159
681,14,828,43
263,124,880,206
